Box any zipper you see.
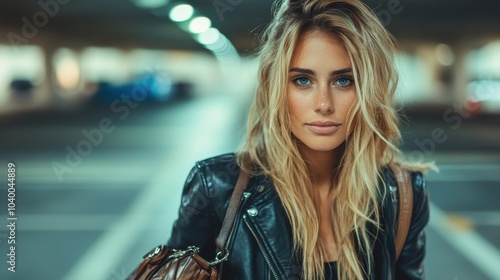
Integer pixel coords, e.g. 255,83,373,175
243,214,281,280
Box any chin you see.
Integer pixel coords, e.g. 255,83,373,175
301,140,345,153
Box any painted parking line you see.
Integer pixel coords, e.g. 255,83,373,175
62,150,189,280
436,164,500,170
426,163,500,182
62,96,240,280
452,211,500,226
429,202,500,280
0,214,170,231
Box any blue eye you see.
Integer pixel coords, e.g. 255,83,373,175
335,77,353,87
294,77,311,86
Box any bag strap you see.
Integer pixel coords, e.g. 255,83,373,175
389,163,413,261
215,169,249,260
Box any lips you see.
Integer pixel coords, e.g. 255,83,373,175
305,121,341,134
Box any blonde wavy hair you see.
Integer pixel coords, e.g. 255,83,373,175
236,0,431,279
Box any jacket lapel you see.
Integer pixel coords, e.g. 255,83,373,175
242,177,300,279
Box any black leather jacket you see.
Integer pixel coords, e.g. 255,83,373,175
167,153,429,280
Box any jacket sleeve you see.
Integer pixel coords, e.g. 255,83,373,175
166,165,217,260
395,171,430,280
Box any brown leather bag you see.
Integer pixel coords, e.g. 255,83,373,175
127,170,250,280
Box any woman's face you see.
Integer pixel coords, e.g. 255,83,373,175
287,30,357,154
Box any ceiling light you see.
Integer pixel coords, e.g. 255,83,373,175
435,44,455,66
188,16,211,34
169,4,194,22
197,28,220,45
134,0,169,9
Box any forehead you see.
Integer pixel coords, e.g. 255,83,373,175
290,30,351,69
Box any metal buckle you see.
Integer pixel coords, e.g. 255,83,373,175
169,246,200,259
146,245,164,259
208,248,229,266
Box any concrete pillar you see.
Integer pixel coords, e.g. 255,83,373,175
415,43,442,102
40,42,57,109
451,43,470,103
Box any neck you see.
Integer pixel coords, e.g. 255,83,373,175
298,143,344,192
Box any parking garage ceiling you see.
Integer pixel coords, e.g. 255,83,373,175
1,0,499,53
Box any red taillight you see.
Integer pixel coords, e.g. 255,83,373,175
465,99,481,115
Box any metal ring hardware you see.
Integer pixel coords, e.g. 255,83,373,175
208,248,230,266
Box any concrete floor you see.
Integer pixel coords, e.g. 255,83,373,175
0,95,499,280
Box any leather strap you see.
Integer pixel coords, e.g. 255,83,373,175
389,163,413,261
214,169,249,280
215,169,249,256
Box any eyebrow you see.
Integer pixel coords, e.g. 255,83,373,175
289,67,353,76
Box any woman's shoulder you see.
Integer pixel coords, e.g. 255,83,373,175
381,164,429,213
184,153,243,222
381,165,428,204
190,152,242,196
382,164,426,189
193,152,240,179
195,152,236,167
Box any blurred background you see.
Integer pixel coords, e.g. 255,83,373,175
0,0,499,279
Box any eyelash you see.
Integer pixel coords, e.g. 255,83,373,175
292,76,355,88
293,76,312,87
335,76,355,87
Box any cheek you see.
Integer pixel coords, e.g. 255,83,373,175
288,92,310,116
287,94,301,122
342,95,357,133
287,96,306,134
339,92,357,117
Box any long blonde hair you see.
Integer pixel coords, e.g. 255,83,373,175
236,0,431,279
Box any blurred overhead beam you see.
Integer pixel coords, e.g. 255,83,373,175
1,0,500,53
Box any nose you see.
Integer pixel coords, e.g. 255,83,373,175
315,86,333,114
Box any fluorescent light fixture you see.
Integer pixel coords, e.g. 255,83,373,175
205,36,228,52
169,4,194,22
134,0,169,9
188,16,211,34
197,28,220,45
54,49,80,92
435,43,454,66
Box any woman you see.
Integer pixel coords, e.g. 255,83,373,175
167,0,432,279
